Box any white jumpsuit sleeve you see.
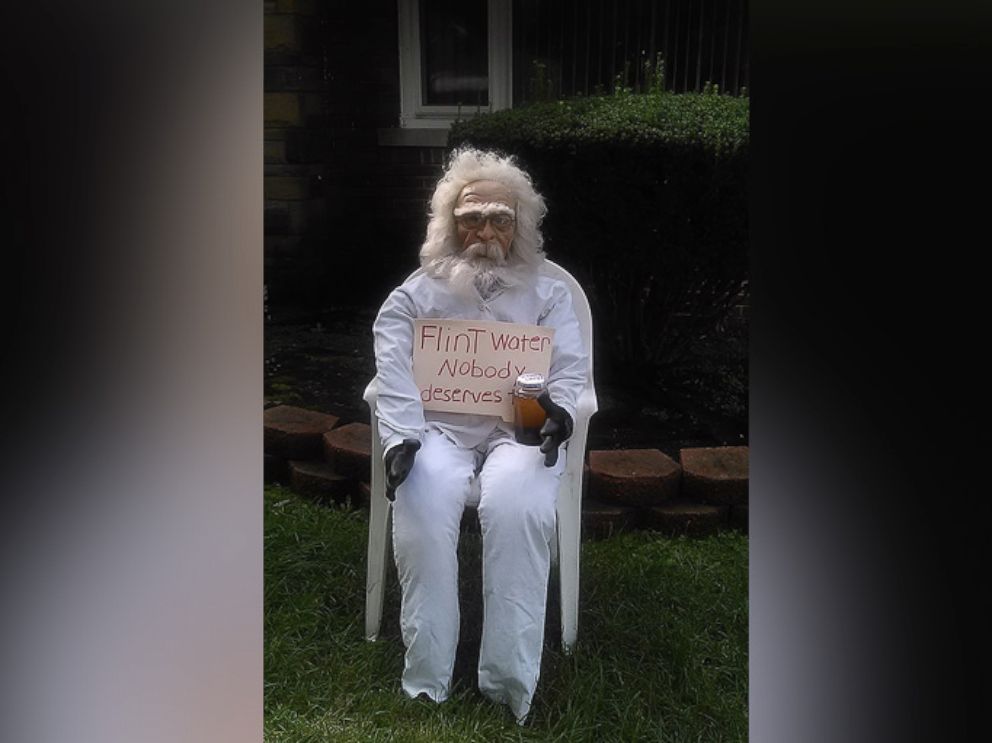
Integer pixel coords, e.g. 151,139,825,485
372,286,426,454
539,281,588,422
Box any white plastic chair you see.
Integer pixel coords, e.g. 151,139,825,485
363,259,597,653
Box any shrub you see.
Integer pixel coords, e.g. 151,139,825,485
449,91,749,397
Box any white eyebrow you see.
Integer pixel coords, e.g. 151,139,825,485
453,203,516,218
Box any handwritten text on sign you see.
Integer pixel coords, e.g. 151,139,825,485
413,318,554,421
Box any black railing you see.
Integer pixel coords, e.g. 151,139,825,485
512,0,748,104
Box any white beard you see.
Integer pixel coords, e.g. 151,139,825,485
432,241,531,301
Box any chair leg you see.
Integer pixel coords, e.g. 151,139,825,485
365,494,391,642
557,483,581,654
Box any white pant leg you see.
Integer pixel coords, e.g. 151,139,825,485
391,429,475,702
476,439,566,722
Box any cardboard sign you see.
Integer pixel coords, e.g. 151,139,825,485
413,318,554,421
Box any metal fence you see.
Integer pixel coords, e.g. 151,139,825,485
512,0,748,104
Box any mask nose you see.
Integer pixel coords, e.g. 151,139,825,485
477,220,496,241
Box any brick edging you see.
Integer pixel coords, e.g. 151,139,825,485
265,408,749,536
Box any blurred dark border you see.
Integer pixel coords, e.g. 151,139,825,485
2,1,990,741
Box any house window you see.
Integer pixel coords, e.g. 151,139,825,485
393,0,749,138
420,0,488,106
398,0,512,129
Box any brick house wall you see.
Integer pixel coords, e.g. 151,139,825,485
264,0,749,319
264,0,444,312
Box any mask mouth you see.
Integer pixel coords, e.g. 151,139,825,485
462,241,506,264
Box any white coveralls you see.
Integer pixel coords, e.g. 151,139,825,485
372,268,588,721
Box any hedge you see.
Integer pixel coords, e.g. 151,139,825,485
449,91,749,395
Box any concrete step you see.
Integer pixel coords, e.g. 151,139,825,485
581,498,640,538
264,404,340,460
587,448,682,507
679,446,749,505
356,481,371,509
730,503,748,533
321,422,372,481
265,452,288,483
646,501,728,537
288,459,352,505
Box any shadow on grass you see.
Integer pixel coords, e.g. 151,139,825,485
265,485,748,742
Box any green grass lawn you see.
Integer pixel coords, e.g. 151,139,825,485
265,485,748,742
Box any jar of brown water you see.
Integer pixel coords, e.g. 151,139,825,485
511,372,548,445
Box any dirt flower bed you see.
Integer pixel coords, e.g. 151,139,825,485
264,305,747,460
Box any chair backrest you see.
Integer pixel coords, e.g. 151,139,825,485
538,259,595,396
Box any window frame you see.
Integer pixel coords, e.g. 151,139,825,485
397,0,512,129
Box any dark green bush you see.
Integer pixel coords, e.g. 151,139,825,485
449,91,749,396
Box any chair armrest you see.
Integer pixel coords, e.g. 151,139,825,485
363,379,378,407
575,386,598,421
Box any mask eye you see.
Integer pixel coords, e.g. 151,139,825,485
457,213,484,229
491,214,514,230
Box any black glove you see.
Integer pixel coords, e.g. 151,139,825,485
384,438,421,501
537,392,573,467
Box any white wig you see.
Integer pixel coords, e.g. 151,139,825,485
420,147,547,277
